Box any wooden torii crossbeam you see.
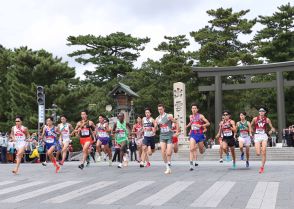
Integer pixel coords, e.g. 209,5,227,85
192,61,294,142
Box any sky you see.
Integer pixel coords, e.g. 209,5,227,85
0,0,291,79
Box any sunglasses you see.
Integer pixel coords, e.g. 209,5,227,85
15,121,21,122
223,114,229,116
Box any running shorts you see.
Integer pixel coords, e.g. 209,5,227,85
45,142,56,150
172,136,178,144
98,137,110,145
223,136,235,147
80,137,93,145
190,133,205,143
160,137,172,144
238,136,251,146
15,140,27,150
254,133,268,143
143,136,155,149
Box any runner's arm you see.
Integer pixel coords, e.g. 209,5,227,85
250,118,256,132
267,118,276,133
230,120,237,133
72,122,81,136
154,118,158,131
200,115,210,128
215,123,221,139
25,127,30,141
248,121,253,137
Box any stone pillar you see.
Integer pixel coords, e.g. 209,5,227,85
173,82,187,140
215,75,222,135
276,71,286,143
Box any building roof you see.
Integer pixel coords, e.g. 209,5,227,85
108,82,139,97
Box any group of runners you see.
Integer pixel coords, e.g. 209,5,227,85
9,103,275,175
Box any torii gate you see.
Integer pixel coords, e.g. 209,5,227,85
192,61,294,142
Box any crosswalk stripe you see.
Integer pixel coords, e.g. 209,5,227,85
0,181,45,195
43,181,117,203
246,182,279,209
190,181,235,207
137,181,194,206
88,181,154,205
0,181,15,186
1,181,81,203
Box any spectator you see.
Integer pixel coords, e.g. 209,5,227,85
112,141,120,162
129,134,137,161
7,140,16,163
0,132,8,163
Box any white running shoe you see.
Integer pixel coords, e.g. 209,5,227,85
108,160,112,166
117,163,122,168
219,158,223,163
97,155,101,162
164,168,172,174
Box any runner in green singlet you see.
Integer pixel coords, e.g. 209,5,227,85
112,113,132,168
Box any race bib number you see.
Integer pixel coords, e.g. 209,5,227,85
223,131,233,137
191,124,200,131
240,131,248,137
81,129,90,136
46,137,54,143
62,134,70,140
144,130,154,137
98,131,108,138
15,136,25,141
160,124,170,133
256,129,265,134
117,130,125,138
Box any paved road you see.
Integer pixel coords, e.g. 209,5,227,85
0,160,294,209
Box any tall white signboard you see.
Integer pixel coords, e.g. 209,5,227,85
173,82,186,139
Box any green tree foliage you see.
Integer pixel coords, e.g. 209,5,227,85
190,8,258,132
190,8,257,67
254,3,294,62
0,46,76,129
67,32,150,85
122,35,196,115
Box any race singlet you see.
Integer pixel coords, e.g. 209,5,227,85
81,128,90,137
14,126,26,141
160,124,170,133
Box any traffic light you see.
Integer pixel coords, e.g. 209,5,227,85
36,86,45,105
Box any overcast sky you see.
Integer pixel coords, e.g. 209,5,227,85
0,0,290,78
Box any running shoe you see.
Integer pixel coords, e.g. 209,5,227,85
195,162,199,167
232,162,236,169
226,153,232,162
246,161,249,168
108,160,112,166
164,168,172,174
104,154,108,161
58,161,64,166
226,153,230,162
97,155,101,162
146,162,151,168
42,162,47,166
117,163,122,168
78,164,84,170
86,160,90,167
139,162,144,168
219,158,223,163
189,166,194,171
55,165,60,173
259,167,264,174
241,152,244,161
